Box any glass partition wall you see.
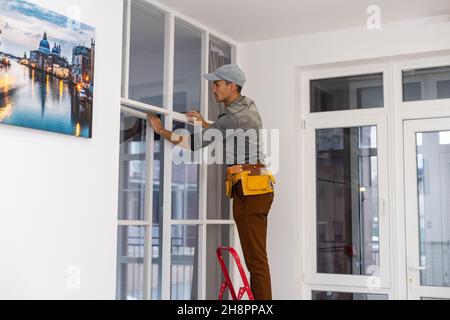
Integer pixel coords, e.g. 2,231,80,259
117,0,236,300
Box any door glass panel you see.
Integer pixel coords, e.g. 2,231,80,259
310,73,384,112
416,131,450,287
403,66,450,102
316,126,379,275
312,290,388,300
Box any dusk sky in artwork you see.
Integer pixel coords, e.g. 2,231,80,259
0,0,95,59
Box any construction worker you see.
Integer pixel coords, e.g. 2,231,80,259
147,64,275,300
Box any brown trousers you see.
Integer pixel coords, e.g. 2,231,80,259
232,181,274,300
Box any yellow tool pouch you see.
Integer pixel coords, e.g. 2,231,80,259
239,171,275,196
225,169,276,198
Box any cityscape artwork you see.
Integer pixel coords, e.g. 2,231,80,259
0,0,95,138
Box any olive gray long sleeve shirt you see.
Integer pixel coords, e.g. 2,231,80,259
190,95,266,166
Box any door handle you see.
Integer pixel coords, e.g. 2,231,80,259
380,197,387,217
409,266,427,271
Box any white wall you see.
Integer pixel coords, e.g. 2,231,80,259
238,16,450,299
0,0,123,299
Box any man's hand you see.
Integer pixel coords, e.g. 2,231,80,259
147,113,163,134
146,112,191,150
186,111,209,129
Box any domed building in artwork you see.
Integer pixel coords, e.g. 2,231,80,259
52,43,61,57
29,32,69,75
38,32,51,55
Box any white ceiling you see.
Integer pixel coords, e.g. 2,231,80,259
158,0,450,42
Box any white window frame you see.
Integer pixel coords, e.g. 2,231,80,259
395,55,450,119
303,62,391,120
299,51,450,300
118,0,239,300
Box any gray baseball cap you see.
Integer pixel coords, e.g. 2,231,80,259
203,64,246,87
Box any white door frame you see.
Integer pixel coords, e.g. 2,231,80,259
392,54,450,299
304,115,391,288
299,52,450,299
404,117,450,300
301,62,392,294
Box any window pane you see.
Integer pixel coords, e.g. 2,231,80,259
310,73,384,112
116,226,145,300
172,122,200,220
206,225,231,300
207,164,231,220
208,36,232,121
312,291,388,300
416,131,450,287
152,121,164,299
128,1,165,107
316,126,379,275
118,113,147,220
173,19,202,114
171,225,199,300
403,66,450,102
206,37,233,204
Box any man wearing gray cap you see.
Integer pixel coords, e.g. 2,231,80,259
148,64,275,300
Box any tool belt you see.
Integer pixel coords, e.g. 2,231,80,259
225,164,276,198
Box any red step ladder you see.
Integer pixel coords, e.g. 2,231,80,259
216,246,254,300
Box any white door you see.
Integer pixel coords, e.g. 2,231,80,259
404,118,450,300
304,115,391,289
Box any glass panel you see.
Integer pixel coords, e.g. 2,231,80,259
403,66,450,102
171,225,199,300
118,113,147,220
151,120,164,299
208,36,232,121
404,82,422,101
416,131,450,287
206,36,232,217
316,126,379,275
128,1,165,107
206,225,231,300
172,121,200,220
207,164,231,220
173,19,202,114
116,226,145,300
312,291,388,300
310,73,384,112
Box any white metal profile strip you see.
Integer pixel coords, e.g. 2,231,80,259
161,11,175,300
143,122,156,299
121,0,131,99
